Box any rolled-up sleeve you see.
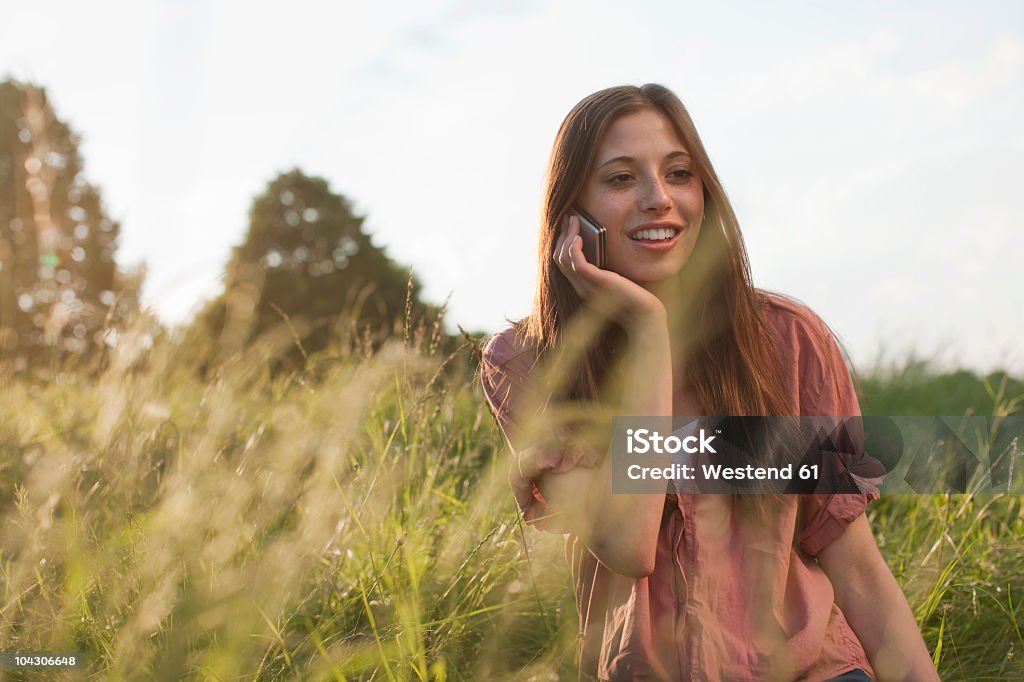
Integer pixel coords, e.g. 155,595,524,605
797,492,878,556
480,332,524,437
784,303,881,556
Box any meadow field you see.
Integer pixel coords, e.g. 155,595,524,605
1,315,1022,681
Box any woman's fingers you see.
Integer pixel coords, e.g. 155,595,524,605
508,440,604,521
522,445,563,478
509,445,565,517
561,217,580,270
554,219,575,271
554,216,598,298
509,464,536,515
509,447,539,507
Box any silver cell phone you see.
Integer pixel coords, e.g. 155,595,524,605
573,208,606,269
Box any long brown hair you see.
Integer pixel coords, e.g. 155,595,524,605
518,84,792,418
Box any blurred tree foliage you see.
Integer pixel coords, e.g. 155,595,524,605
860,362,1024,416
0,79,139,376
195,169,444,371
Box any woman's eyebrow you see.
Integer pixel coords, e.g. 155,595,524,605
595,155,635,169
595,151,692,169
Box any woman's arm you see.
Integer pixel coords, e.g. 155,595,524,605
506,216,675,578
818,514,940,681
531,314,673,577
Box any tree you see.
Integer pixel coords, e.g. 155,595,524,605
197,169,440,369
0,79,136,375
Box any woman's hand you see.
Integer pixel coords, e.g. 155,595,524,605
553,215,667,334
509,441,600,524
501,215,675,576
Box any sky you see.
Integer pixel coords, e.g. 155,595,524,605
3,0,1023,374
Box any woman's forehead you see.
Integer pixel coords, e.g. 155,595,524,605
596,109,690,162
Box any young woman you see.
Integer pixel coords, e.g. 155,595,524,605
480,85,938,681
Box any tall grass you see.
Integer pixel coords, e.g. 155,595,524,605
1,318,1021,680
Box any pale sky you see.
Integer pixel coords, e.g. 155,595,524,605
3,0,1023,374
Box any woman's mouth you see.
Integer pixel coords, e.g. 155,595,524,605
629,227,681,242
627,224,684,251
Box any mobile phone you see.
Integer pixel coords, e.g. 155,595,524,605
572,208,606,269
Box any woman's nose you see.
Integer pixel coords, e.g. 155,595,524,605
640,176,671,214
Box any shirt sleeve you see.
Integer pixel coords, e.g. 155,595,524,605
479,330,560,524
788,309,880,557
480,329,548,444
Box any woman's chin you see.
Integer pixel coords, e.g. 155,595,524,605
629,268,685,288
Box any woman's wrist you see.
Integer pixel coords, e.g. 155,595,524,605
621,306,674,416
624,304,669,342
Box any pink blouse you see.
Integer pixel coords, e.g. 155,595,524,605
480,296,878,681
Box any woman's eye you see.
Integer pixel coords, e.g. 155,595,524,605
669,169,693,181
607,173,633,186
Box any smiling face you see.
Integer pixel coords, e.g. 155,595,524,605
576,108,704,287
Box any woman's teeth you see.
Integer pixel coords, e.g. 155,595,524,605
630,228,679,241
